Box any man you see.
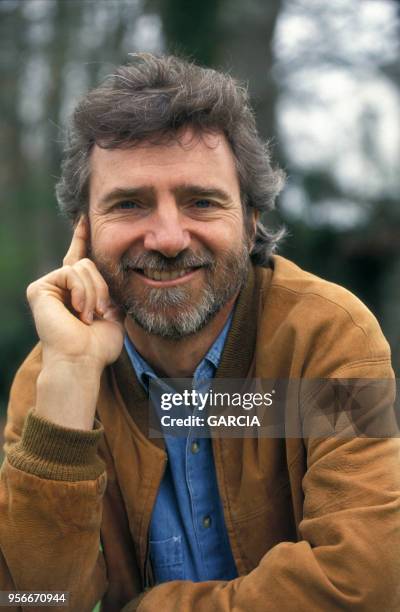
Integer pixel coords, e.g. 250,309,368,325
1,53,399,611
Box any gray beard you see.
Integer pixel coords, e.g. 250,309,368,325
127,267,246,339
92,243,250,340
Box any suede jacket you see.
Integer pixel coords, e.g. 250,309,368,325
1,255,400,612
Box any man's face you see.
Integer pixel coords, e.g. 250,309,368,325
88,128,253,339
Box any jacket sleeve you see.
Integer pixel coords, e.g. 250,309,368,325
128,361,400,612
0,346,108,612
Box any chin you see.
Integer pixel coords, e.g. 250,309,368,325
126,296,224,340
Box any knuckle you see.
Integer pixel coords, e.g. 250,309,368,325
26,282,37,301
72,258,92,274
96,278,109,293
80,257,94,268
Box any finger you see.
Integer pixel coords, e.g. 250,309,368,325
48,263,97,325
72,262,98,324
63,216,89,266
74,258,111,316
67,269,86,314
30,266,87,319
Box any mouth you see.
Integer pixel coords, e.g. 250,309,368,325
131,266,202,286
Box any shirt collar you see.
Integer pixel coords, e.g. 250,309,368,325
124,309,234,391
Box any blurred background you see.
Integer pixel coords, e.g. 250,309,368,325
1,0,399,425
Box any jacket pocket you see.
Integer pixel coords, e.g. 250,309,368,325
149,535,184,583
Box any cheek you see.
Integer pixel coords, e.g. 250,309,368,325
90,219,136,258
207,220,245,250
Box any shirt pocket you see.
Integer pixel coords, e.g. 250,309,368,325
149,535,184,583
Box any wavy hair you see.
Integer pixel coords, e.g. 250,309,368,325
56,53,286,265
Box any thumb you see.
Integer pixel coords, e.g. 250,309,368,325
63,216,89,266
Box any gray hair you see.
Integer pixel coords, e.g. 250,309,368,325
56,53,286,265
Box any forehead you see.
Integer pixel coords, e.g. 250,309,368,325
89,129,240,200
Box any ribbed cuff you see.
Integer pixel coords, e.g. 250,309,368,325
7,410,105,481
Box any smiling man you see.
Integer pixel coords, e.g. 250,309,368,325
1,54,399,612
89,131,251,374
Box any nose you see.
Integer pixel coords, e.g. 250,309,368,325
143,201,191,258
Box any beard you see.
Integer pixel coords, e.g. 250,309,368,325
91,241,250,340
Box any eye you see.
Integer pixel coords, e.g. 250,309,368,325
116,200,141,210
193,199,213,209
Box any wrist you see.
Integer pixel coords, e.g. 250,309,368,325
41,348,105,373
36,361,102,430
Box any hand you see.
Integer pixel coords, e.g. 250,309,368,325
27,217,125,429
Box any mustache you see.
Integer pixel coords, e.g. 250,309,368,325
121,249,215,272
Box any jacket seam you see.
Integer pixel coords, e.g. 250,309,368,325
270,284,372,343
331,358,392,377
232,481,292,524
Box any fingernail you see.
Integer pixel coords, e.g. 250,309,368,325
86,311,93,323
102,308,113,321
98,300,107,314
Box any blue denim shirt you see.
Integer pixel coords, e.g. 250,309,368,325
124,316,238,583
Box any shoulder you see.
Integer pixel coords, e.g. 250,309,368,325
255,256,392,377
269,255,378,327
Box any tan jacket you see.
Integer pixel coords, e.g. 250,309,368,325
1,256,399,612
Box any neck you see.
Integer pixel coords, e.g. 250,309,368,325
125,298,237,378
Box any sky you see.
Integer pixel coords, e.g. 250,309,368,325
274,0,400,228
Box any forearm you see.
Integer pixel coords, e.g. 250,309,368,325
0,411,108,610
132,437,400,612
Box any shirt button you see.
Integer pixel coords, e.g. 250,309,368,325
202,515,212,529
191,440,200,454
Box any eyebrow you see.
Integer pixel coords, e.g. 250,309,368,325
99,184,232,207
174,184,232,203
99,187,155,207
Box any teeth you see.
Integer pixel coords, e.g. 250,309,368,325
142,268,192,281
